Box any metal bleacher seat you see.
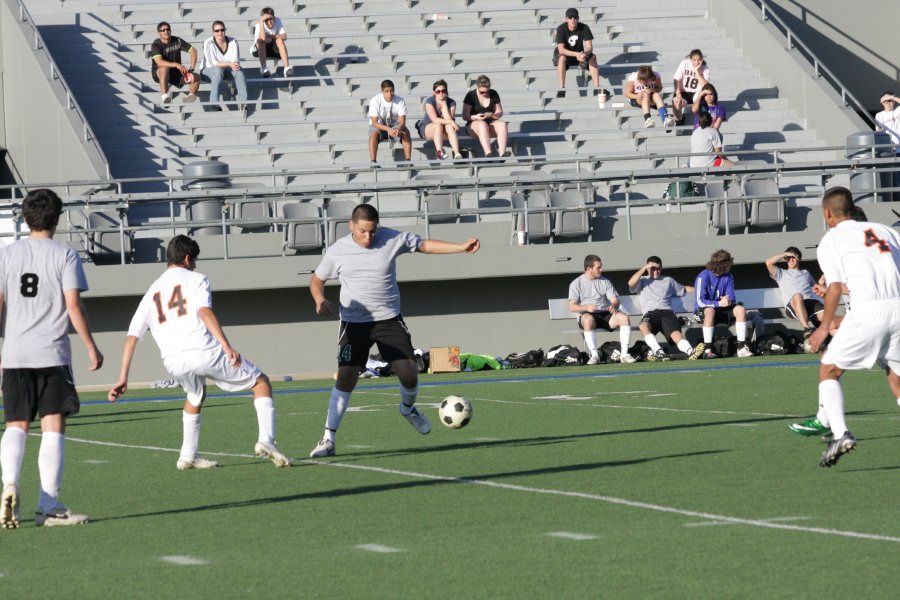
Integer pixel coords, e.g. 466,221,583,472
413,174,460,223
742,178,786,230
325,200,356,245
704,182,747,233
548,190,591,239
282,202,324,253
87,210,133,263
550,168,595,204
511,189,552,242
233,200,274,234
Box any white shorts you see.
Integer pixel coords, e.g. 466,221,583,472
163,347,263,406
821,301,900,374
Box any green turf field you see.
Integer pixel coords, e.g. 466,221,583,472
2,355,899,598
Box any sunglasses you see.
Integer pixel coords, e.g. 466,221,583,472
478,89,490,95
567,16,579,21
214,28,226,32
158,28,170,32
434,88,447,94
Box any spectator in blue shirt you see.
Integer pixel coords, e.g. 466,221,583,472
694,249,753,357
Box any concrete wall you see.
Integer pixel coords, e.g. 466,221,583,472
763,0,900,114
0,0,106,183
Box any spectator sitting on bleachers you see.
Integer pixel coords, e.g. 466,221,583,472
367,79,412,165
624,65,675,130
151,21,200,105
875,91,900,191
416,80,463,161
694,249,753,358
765,246,827,332
692,83,726,130
463,75,510,158
689,112,732,168
201,21,248,110
252,7,292,78
553,8,604,101
672,49,709,125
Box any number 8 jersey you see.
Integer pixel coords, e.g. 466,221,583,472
817,219,900,302
127,266,218,359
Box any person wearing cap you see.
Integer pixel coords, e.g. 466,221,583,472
553,8,603,100
875,91,900,192
150,21,200,105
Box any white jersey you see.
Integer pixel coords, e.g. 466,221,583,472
627,70,661,94
127,267,218,359
673,59,710,94
816,220,900,303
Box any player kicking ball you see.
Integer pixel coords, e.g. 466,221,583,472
108,235,291,469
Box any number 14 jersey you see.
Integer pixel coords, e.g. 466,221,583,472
128,267,218,359
817,219,900,303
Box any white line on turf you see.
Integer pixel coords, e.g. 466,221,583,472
356,544,404,553
685,516,812,527
546,531,598,540
160,555,210,566
83,460,108,464
64,435,900,544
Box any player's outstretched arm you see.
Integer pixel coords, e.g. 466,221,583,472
198,307,241,366
418,238,480,254
310,274,334,317
108,336,139,402
64,289,103,371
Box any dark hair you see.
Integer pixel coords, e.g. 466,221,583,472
688,49,705,64
212,20,225,31
380,79,394,91
583,254,601,270
157,21,171,32
636,66,654,82
647,255,662,267
851,205,868,222
433,79,448,92
822,186,854,217
700,83,718,104
23,189,63,232
166,235,200,266
785,246,802,261
706,249,734,276
260,7,274,16
351,203,379,223
698,112,713,129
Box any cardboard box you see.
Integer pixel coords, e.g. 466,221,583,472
429,346,461,373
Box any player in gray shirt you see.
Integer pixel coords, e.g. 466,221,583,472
0,189,103,529
628,255,704,361
568,254,635,364
308,203,480,457
765,246,826,331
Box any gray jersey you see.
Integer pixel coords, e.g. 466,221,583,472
314,227,422,322
772,267,821,306
0,238,88,368
630,275,685,313
568,274,618,311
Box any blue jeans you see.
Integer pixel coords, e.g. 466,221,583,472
203,66,248,103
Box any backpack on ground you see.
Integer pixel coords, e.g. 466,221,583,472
711,335,737,358
505,348,544,368
599,341,624,363
756,333,800,356
542,344,587,367
628,340,651,361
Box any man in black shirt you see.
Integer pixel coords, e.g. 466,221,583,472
151,21,200,105
553,8,603,100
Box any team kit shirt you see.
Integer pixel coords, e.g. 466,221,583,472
630,276,686,312
368,93,407,127
150,36,192,77
817,220,900,304
876,104,900,146
568,275,618,311
314,228,422,323
694,270,735,308
555,22,594,56
127,267,219,359
627,70,661,94
689,127,723,167
772,267,821,306
0,238,87,368
253,17,286,42
673,59,710,95
693,102,727,129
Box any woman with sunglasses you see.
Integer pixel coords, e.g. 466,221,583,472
417,80,463,160
691,83,726,130
201,21,248,110
462,75,510,159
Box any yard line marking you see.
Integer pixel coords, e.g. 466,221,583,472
64,435,900,544
356,544,404,553
685,516,812,527
83,459,108,464
160,555,210,566
546,531,598,540
533,395,594,400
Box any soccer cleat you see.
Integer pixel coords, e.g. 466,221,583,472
255,441,293,467
34,504,88,527
789,417,832,437
587,353,601,365
647,348,670,362
819,431,857,467
1,484,20,529
309,438,335,458
688,342,706,360
176,456,219,471
702,348,718,360
736,344,754,358
620,353,637,364
644,117,656,128
664,115,676,130
401,405,431,434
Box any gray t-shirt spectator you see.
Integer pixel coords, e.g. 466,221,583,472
568,275,618,311
630,275,686,313
0,238,88,368
314,227,422,322
771,266,821,306
689,127,723,168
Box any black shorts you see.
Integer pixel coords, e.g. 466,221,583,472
677,92,695,105
2,366,80,422
577,311,614,331
641,309,681,338
553,52,593,68
696,305,739,326
338,317,416,368
252,41,277,58
151,67,185,87
786,299,824,325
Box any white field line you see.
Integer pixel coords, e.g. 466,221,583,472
685,516,812,527
545,531,599,540
160,555,210,566
63,435,900,544
355,544,404,553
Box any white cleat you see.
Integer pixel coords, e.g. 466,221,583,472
1,484,20,529
586,353,601,365
309,438,335,458
401,405,431,434
176,456,220,471
255,441,293,467
620,353,637,364
35,504,88,527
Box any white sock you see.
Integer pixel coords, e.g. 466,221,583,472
736,321,747,342
399,385,418,414
703,326,714,344
37,432,64,512
816,404,830,428
618,327,631,355
0,427,27,487
819,379,847,437
676,339,693,354
644,334,661,352
181,411,202,461
254,397,276,446
583,331,598,354
325,388,351,439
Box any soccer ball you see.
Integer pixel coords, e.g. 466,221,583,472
439,395,472,429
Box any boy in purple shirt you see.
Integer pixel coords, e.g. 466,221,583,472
694,249,753,357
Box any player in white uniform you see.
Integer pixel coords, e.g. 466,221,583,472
568,254,635,364
1,189,104,528
807,187,900,467
108,235,291,469
624,66,674,129
308,204,480,458
672,49,710,124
